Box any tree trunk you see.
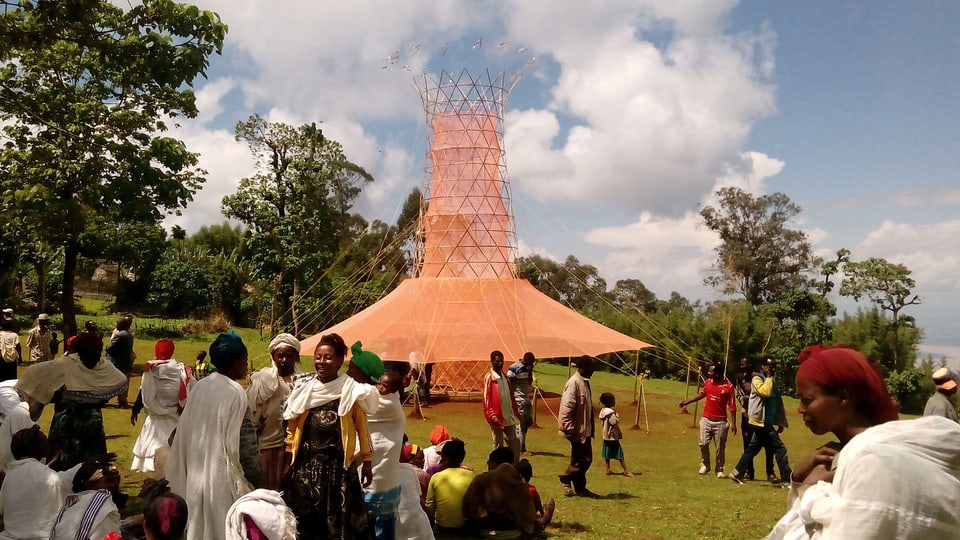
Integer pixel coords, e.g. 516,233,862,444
292,275,301,337
891,307,900,372
61,243,79,336
35,260,47,313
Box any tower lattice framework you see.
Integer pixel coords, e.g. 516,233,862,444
414,68,517,279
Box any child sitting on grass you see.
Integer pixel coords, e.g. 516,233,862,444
515,458,545,517
599,392,634,477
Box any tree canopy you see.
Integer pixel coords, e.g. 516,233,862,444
699,187,818,307
0,0,227,333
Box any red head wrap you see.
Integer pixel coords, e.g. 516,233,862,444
155,340,175,360
796,345,898,425
429,425,450,446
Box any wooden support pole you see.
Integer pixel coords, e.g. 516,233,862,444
680,357,692,415
407,380,427,420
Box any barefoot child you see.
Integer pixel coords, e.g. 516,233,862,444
599,393,633,476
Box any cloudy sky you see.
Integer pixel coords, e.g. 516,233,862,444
166,1,960,360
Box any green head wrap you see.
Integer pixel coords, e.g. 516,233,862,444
209,331,247,370
350,341,384,380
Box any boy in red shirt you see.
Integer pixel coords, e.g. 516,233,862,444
679,363,737,477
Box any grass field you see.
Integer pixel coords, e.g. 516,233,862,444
25,325,836,539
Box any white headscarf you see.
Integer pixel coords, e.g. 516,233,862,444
268,334,301,355
225,489,297,540
282,373,377,420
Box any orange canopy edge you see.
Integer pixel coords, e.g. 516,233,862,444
299,277,651,364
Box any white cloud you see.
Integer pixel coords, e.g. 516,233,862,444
856,219,960,293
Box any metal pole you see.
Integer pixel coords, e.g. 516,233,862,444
680,357,692,414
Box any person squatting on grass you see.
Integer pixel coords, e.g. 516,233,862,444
767,344,960,539
598,392,633,477
678,363,737,478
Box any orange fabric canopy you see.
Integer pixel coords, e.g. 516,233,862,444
299,277,651,363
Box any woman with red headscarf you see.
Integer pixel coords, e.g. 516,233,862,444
767,345,960,539
130,340,191,473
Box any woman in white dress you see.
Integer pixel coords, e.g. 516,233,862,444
131,339,190,473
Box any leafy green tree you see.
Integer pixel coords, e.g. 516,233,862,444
0,0,226,334
611,278,658,312
699,187,818,307
516,254,609,313
833,307,923,373
222,115,372,334
147,258,212,317
187,222,247,256
840,257,921,371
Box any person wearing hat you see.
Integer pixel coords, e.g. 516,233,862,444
130,340,191,473
923,367,958,422
281,334,379,539
166,331,261,540
423,425,450,473
26,313,52,364
247,333,304,490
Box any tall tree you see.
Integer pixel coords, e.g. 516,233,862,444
222,115,372,334
0,0,226,334
840,257,922,371
699,187,818,307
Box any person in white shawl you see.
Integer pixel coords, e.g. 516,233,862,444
0,382,35,472
225,489,298,540
396,443,435,540
0,426,81,540
247,333,303,491
49,453,124,540
15,333,127,471
358,362,409,540
281,334,379,540
767,345,960,540
131,339,190,473
167,331,261,540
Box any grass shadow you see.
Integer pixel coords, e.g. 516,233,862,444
528,451,565,457
601,492,636,500
549,521,591,533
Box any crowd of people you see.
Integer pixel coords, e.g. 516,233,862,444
0,307,958,539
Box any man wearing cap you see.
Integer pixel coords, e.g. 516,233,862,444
923,367,958,422
26,313,52,364
247,333,303,490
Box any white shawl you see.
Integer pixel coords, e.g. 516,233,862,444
16,354,126,404
167,373,253,540
0,458,80,540
0,402,35,471
366,392,406,494
49,489,121,540
395,463,435,540
282,373,378,420
224,489,298,540
141,360,188,416
767,416,960,540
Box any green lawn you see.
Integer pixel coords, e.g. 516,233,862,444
29,333,832,539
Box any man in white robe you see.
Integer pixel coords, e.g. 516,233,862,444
167,332,259,540
0,383,35,471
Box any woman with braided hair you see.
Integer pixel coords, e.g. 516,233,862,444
767,345,960,539
140,479,188,540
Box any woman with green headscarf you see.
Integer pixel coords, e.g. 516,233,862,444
282,334,379,540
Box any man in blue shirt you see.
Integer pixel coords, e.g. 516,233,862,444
507,352,536,453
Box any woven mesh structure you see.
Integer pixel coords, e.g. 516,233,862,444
301,68,651,392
